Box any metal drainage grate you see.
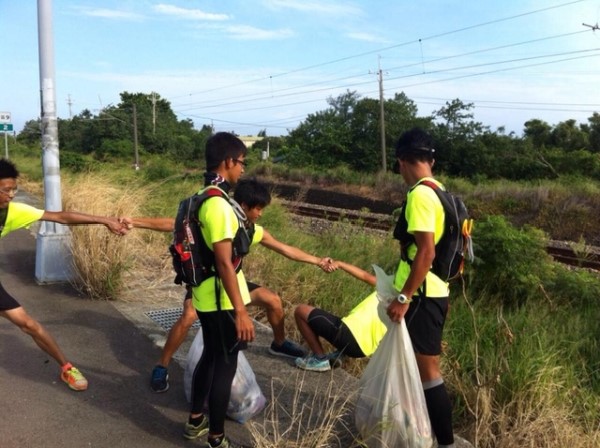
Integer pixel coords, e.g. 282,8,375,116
145,307,201,332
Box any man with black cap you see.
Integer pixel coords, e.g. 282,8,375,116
387,127,455,448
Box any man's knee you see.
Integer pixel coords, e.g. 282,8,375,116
178,300,198,328
17,315,42,336
294,304,311,321
252,288,282,312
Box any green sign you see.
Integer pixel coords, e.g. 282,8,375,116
0,123,13,132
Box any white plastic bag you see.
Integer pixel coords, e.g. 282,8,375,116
355,266,434,448
184,328,267,423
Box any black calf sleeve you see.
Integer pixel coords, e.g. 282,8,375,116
424,382,454,446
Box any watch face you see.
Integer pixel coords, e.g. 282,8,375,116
397,294,411,304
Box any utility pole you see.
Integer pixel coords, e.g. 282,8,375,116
67,94,73,118
377,56,387,172
582,22,599,31
133,103,139,170
36,0,72,283
151,92,156,135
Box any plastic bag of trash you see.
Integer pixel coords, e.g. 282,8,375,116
355,265,434,448
184,328,267,423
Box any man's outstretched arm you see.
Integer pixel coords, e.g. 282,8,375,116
120,216,175,232
259,229,332,271
333,260,376,286
41,210,126,235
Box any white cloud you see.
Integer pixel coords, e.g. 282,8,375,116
225,25,294,40
79,8,144,21
346,32,389,44
262,0,362,17
153,4,229,21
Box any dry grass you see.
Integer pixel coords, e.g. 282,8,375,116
247,374,362,447
62,173,168,300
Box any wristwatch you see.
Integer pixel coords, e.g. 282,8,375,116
396,293,411,304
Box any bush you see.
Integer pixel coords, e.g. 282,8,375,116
60,151,92,173
468,215,554,306
143,159,179,182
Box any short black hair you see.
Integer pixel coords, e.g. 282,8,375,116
394,127,435,163
0,159,20,180
233,178,272,209
205,132,247,171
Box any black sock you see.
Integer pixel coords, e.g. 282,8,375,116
424,382,454,445
188,414,204,426
208,434,225,447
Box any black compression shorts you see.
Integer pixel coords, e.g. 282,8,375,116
307,308,365,358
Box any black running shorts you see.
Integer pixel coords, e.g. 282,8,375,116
404,295,449,356
0,281,20,311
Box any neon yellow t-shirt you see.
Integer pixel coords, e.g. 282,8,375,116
342,291,387,357
191,188,252,312
251,224,264,247
1,202,45,238
394,177,449,298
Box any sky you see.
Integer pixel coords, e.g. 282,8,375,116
1,0,600,138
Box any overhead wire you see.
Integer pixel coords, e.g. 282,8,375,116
167,0,597,130
169,0,587,101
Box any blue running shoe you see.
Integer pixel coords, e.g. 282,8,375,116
150,365,169,393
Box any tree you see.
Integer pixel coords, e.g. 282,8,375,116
17,119,42,146
431,99,485,176
285,91,359,168
586,112,600,153
523,119,552,148
550,119,588,151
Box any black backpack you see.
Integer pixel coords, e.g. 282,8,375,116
393,179,474,283
169,187,253,286
0,206,8,234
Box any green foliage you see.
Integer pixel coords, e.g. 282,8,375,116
7,141,38,159
468,215,554,306
142,157,180,182
60,151,92,173
94,138,136,162
286,90,424,172
15,89,600,183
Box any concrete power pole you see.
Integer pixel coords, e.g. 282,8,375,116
36,0,73,283
377,57,387,172
67,94,73,118
133,103,140,170
151,92,156,135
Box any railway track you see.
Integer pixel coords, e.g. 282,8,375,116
546,243,600,270
282,200,600,271
282,201,393,231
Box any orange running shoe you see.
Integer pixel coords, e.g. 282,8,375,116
61,363,88,391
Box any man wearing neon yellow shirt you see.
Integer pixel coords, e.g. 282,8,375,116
293,260,382,372
386,128,455,448
0,158,127,392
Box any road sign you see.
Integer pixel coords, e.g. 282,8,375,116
0,123,13,132
0,112,11,123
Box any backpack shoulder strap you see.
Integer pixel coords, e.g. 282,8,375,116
417,179,439,190
0,206,8,233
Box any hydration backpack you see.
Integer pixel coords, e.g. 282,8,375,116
393,180,474,282
169,187,253,286
0,206,8,234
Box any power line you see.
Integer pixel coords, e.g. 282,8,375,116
167,0,587,102
172,47,600,116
